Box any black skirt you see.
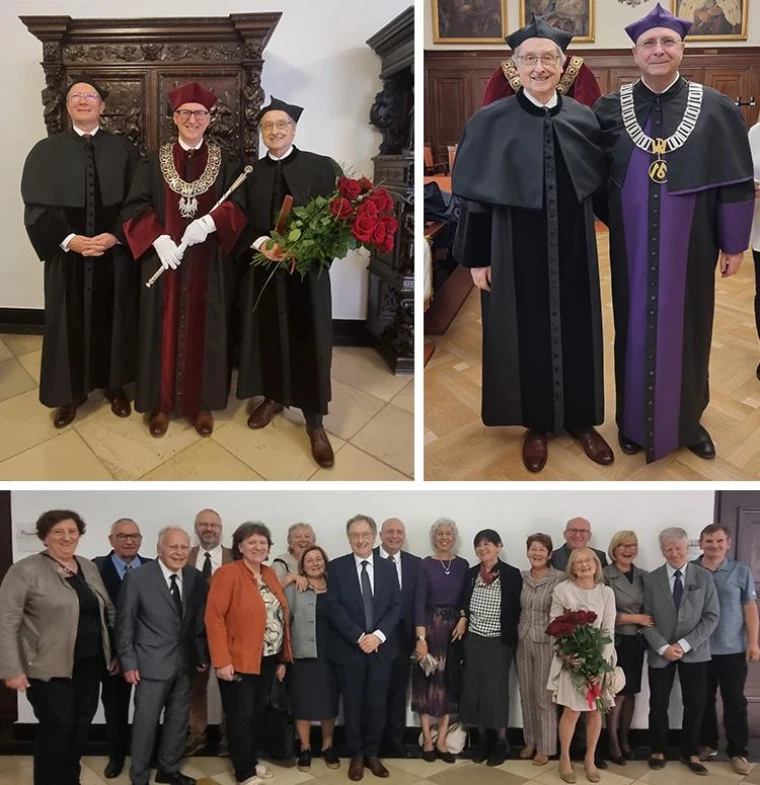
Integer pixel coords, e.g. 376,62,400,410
615,634,645,695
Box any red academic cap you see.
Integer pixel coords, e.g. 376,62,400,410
168,81,217,111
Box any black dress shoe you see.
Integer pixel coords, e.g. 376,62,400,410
297,749,312,771
471,737,489,764
680,758,708,776
323,747,340,769
618,431,642,455
756,362,760,381
155,772,196,785
686,426,715,459
608,754,626,766
621,748,635,760
436,748,457,764
648,756,666,770
594,755,607,770
421,748,436,762
103,758,124,778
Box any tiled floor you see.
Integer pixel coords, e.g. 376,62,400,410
0,753,753,785
0,338,413,481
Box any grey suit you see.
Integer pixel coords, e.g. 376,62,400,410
116,560,208,785
603,563,647,636
642,562,719,758
550,543,608,572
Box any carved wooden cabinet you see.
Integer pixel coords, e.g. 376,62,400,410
367,7,414,376
20,13,281,161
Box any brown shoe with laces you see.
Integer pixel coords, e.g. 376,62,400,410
247,399,284,429
307,426,334,468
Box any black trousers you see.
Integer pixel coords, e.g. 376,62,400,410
335,654,393,757
700,652,749,758
648,661,708,758
101,671,133,761
26,656,103,785
218,656,276,783
383,623,412,751
754,250,760,341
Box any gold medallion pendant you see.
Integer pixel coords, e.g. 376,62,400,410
649,138,668,183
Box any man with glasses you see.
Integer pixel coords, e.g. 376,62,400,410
550,517,608,571
121,81,248,439
327,515,402,780
452,16,612,473
594,3,754,464
21,77,141,429
94,519,152,779
238,97,342,469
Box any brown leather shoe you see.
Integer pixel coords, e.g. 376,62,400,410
149,409,170,438
348,757,364,781
105,388,131,418
307,426,335,468
194,410,214,437
568,426,614,466
53,396,86,429
523,429,548,472
247,398,284,429
365,758,389,778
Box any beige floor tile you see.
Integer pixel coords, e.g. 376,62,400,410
533,766,631,785
331,347,410,402
0,430,113,479
310,442,410,481
17,349,41,384
0,389,62,462
0,357,37,402
0,332,42,358
142,438,264,480
637,763,740,785
323,380,387,441
494,759,558,778
428,762,526,785
351,404,414,476
74,411,202,480
81,756,131,784
0,339,13,363
0,757,33,775
388,757,472,777
317,761,424,785
212,764,315,785
183,756,233,777
391,380,415,414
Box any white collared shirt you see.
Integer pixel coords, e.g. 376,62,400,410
158,558,183,598
657,561,692,655
177,136,204,151
353,551,386,644
199,544,223,575
379,546,402,590
267,145,294,161
522,88,559,110
641,72,681,95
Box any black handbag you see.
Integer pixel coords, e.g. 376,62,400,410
257,674,296,760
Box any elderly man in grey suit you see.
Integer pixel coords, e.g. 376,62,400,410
642,527,719,777
116,526,209,785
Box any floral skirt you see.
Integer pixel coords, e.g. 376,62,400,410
411,606,458,717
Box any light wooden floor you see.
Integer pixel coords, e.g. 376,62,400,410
425,235,760,481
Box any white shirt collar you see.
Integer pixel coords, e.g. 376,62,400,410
641,72,681,95
268,145,294,161
201,544,223,559
354,552,374,568
158,558,182,581
522,88,559,109
73,124,99,137
666,561,688,579
178,136,204,151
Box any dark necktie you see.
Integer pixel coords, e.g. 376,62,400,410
673,569,683,610
124,562,133,574
360,560,373,632
169,574,183,617
202,551,212,580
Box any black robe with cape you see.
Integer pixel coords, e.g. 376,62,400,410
20,129,141,407
594,78,754,461
452,90,607,432
237,147,340,415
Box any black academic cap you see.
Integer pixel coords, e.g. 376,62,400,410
256,96,303,124
65,75,108,102
506,14,573,53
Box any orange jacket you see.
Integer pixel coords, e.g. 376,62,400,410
205,560,292,674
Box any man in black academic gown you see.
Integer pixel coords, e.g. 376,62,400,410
238,97,341,469
452,17,613,474
594,3,754,463
20,77,141,428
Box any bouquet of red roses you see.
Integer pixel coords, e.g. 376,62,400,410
251,175,398,278
546,610,613,712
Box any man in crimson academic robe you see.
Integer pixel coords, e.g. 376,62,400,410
121,81,247,438
594,3,754,463
237,97,341,469
20,77,141,428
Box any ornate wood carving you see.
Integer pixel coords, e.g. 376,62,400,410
20,13,280,160
367,7,414,376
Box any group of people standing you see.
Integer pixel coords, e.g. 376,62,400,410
21,79,342,468
1,511,757,785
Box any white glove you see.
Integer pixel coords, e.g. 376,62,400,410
180,214,216,248
152,235,182,270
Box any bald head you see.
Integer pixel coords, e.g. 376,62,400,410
564,517,592,551
380,517,406,557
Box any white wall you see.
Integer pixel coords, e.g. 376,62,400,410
425,0,760,49
3,0,410,320
9,487,717,728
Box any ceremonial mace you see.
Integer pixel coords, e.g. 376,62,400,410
146,165,253,289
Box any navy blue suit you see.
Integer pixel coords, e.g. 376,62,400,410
327,552,402,757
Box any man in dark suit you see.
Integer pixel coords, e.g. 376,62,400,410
94,518,152,779
375,517,420,758
550,517,608,571
185,508,233,756
116,526,208,785
328,514,403,781
642,527,719,776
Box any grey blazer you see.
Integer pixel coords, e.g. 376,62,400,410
642,562,719,668
115,560,208,680
284,583,324,659
603,564,648,636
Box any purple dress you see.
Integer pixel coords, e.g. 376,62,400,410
411,556,469,716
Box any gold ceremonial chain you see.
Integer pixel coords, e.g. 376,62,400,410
620,81,703,184
159,142,222,218
500,55,584,96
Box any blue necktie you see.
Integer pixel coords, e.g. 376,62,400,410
361,560,374,632
673,569,683,610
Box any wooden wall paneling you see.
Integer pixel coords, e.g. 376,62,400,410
430,72,468,161
705,67,753,123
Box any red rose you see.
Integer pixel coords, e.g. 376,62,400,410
358,199,379,219
329,196,353,220
368,187,394,212
337,176,363,200
381,235,394,254
351,213,378,243
371,223,386,245
358,176,374,193
382,215,399,235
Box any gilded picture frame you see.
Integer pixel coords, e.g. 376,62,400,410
519,0,595,44
671,0,748,41
431,0,508,44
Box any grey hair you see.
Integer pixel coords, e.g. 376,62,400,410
346,514,378,537
659,526,689,546
110,517,138,535
157,526,190,549
511,41,567,69
429,517,461,554
287,522,316,545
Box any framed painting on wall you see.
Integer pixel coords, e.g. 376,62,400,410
431,0,508,44
671,0,748,41
519,0,595,44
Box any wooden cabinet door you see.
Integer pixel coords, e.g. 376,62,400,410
426,70,469,164
704,67,753,124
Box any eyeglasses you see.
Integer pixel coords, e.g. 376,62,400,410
69,92,100,103
637,37,683,50
518,54,561,67
261,120,292,131
349,533,374,541
567,529,591,535
175,109,210,120
114,533,142,541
